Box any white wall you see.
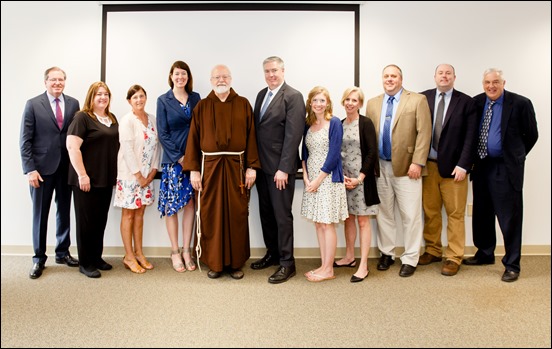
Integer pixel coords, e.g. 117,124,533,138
1,1,550,254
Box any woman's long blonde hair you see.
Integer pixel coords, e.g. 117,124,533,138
305,86,332,126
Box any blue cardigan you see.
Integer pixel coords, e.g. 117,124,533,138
302,116,344,182
156,90,201,164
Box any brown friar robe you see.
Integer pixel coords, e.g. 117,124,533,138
183,88,260,272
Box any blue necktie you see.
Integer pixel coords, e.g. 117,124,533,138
260,91,273,120
477,100,495,159
382,96,394,160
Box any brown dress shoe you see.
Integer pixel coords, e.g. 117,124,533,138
441,260,460,276
230,269,244,280
418,252,442,265
207,270,222,279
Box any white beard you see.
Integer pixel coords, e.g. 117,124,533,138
214,85,230,94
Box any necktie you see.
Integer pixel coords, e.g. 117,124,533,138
382,96,394,160
260,91,273,120
432,92,445,151
55,98,63,129
477,100,495,159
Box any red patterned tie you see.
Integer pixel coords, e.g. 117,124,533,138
55,98,63,129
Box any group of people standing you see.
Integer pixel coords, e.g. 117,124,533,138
20,59,538,284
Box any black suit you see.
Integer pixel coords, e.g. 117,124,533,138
20,92,80,264
254,82,305,267
421,89,478,177
471,90,538,273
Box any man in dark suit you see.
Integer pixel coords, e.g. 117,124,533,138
463,68,538,282
251,56,305,283
419,64,478,276
20,67,80,279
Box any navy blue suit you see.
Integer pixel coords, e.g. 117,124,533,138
421,89,478,177
20,92,80,264
471,90,538,273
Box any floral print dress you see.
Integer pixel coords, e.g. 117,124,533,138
301,125,348,224
114,118,158,209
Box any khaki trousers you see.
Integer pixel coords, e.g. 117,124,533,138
422,161,468,264
376,160,423,266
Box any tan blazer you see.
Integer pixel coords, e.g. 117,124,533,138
365,89,432,177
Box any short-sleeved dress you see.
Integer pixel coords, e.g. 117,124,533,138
301,125,348,224
342,119,379,216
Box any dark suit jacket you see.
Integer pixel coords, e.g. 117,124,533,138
20,92,80,175
342,115,380,206
472,90,538,191
421,88,478,177
254,82,305,175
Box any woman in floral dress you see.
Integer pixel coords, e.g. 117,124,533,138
114,85,160,273
301,86,348,282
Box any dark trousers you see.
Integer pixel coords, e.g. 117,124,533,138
472,158,523,272
256,172,296,267
72,186,113,269
30,165,72,264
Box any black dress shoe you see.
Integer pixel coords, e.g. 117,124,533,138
377,254,395,271
462,256,495,266
55,254,79,267
250,254,279,270
399,264,416,277
268,265,296,284
208,270,222,279
95,259,113,271
29,263,45,279
79,266,101,278
501,270,520,282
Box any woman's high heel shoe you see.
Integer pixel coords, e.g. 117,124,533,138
135,254,154,270
182,247,197,271
170,249,186,273
123,257,146,274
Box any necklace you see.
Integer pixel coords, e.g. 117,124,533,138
94,113,112,127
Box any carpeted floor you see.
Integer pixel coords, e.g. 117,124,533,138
1,255,550,348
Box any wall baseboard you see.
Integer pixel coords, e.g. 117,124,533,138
2,245,550,258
